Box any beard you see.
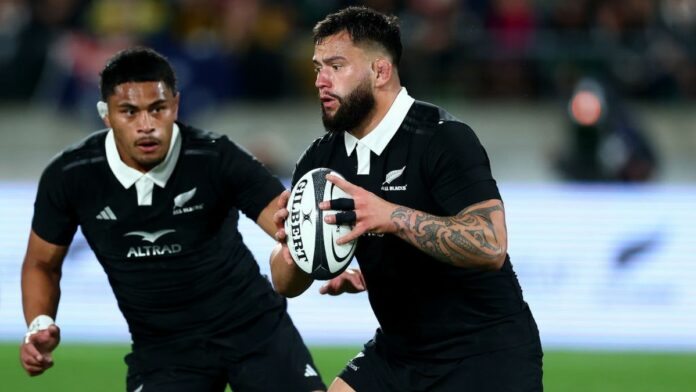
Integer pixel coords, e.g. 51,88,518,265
321,78,375,133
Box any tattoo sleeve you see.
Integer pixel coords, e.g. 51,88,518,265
390,203,505,268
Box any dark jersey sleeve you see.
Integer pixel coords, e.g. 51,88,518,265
218,136,285,221
426,121,501,215
32,155,78,245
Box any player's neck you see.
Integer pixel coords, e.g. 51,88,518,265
349,85,401,140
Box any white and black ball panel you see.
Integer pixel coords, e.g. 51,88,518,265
323,180,355,273
284,174,317,274
285,168,356,280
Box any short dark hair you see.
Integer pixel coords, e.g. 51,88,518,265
100,47,177,100
313,6,402,67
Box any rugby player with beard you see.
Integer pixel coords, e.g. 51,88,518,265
271,6,543,392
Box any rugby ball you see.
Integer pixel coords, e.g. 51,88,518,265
285,168,357,280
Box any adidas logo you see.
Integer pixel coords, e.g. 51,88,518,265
96,206,117,220
304,363,318,378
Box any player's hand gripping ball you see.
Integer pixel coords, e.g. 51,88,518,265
285,168,357,280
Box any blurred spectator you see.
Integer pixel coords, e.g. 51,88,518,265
147,0,242,119
555,77,658,182
657,0,696,97
482,0,538,97
0,0,32,99
33,0,174,126
487,0,536,52
1,0,695,105
0,0,86,101
233,0,297,100
398,0,466,96
660,0,696,38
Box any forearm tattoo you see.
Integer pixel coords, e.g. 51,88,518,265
390,204,503,266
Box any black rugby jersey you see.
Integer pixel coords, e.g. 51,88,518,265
32,123,286,347
292,98,540,360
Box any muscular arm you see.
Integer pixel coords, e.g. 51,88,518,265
390,199,507,269
257,193,313,297
323,174,508,270
22,230,68,324
20,230,67,376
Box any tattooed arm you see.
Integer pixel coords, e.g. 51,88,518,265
390,199,507,269
321,174,508,270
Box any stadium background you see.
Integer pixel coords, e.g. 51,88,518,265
1,0,695,390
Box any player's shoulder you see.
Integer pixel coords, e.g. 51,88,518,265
179,122,227,151
403,100,479,148
178,122,254,162
297,131,339,164
309,131,339,150
61,128,108,157
48,129,108,172
404,100,473,135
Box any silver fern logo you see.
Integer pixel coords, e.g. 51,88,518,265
383,166,406,185
381,166,408,191
174,188,197,208
173,187,204,215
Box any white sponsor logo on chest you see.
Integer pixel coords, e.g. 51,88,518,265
124,229,182,258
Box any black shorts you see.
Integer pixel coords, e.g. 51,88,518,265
125,312,325,392
338,339,543,392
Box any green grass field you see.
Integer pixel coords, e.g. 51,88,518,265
2,343,695,391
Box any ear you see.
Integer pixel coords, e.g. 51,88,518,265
97,101,111,128
372,58,393,88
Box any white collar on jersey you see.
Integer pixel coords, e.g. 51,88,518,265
105,123,181,205
343,87,415,175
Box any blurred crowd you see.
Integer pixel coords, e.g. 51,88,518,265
1,0,695,119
